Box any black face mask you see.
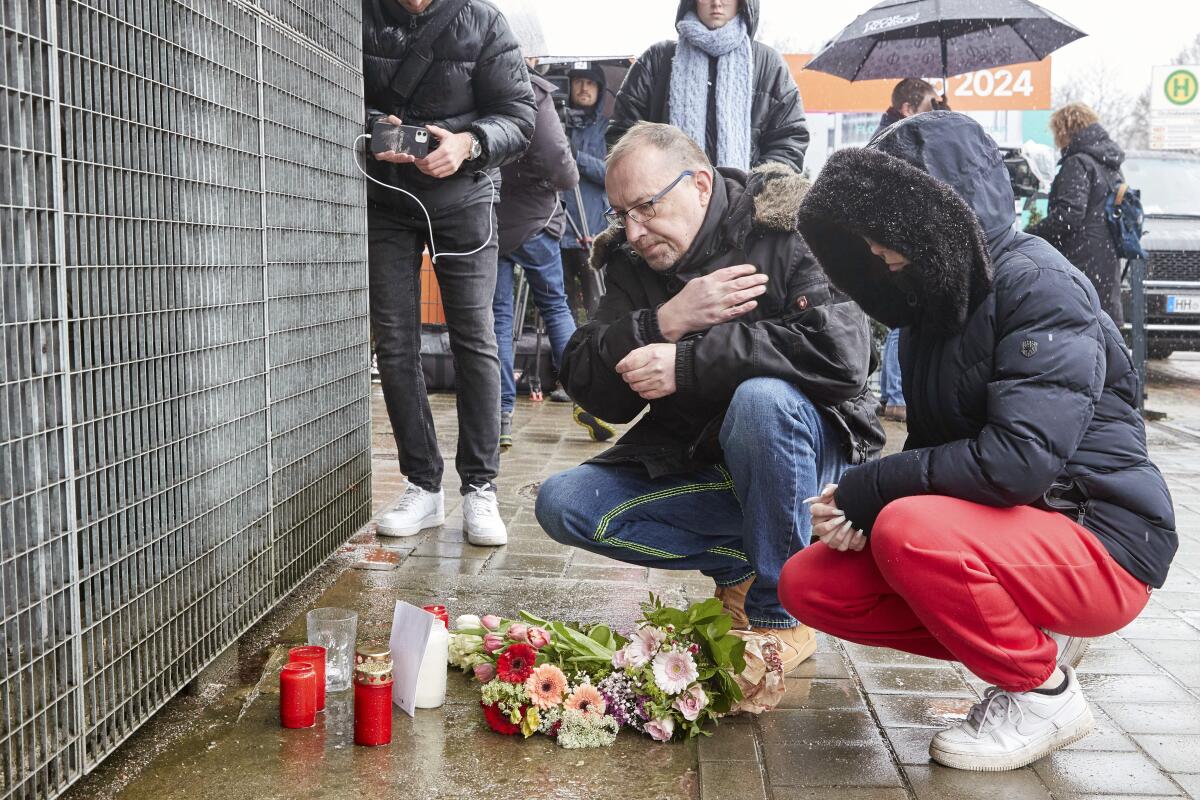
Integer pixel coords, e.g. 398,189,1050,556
887,261,924,300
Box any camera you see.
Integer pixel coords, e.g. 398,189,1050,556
371,119,432,158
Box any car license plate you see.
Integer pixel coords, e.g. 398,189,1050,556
1166,295,1200,314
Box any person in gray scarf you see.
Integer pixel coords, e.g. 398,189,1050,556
607,0,809,172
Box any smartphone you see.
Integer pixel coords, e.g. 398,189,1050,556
371,120,431,158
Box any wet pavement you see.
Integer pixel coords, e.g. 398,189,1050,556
65,383,1200,800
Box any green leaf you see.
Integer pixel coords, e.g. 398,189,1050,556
518,610,550,627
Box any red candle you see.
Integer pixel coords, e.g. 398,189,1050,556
288,645,327,711
422,604,449,627
354,664,394,746
280,663,317,729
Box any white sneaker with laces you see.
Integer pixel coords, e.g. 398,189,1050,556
929,666,1094,771
1046,630,1091,668
463,484,507,546
376,485,444,537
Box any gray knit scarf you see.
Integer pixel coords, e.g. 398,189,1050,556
669,11,753,170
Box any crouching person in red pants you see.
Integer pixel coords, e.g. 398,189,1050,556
785,112,1178,772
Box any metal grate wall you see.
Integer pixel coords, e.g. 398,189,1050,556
0,1,370,797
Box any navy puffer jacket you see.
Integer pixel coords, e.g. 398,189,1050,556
797,112,1176,589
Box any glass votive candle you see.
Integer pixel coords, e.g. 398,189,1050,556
288,645,327,711
279,662,317,729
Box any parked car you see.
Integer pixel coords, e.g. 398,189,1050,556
1120,150,1200,359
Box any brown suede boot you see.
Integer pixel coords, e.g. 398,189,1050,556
751,624,817,674
714,577,753,629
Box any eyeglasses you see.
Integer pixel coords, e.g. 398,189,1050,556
603,170,694,228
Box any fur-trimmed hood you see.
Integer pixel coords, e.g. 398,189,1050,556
798,112,1009,337
590,161,810,272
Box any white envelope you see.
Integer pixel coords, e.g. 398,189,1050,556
389,600,434,716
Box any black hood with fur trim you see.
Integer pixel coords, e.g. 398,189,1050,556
796,112,1176,589
798,112,1008,337
559,163,883,478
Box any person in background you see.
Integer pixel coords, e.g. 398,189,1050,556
364,0,534,546
873,77,940,423
607,0,809,172
787,111,1175,771
560,66,611,322
1028,102,1126,325
493,60,615,450
874,77,941,135
537,123,883,674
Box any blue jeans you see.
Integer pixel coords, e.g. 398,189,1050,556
879,328,905,407
493,231,577,413
535,378,850,627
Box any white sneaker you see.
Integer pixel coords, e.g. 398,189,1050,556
929,666,1094,771
376,485,444,537
463,484,507,546
1046,630,1091,668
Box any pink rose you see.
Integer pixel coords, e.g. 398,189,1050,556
673,685,708,721
483,633,504,653
473,662,496,682
526,627,551,649
506,623,529,641
645,716,676,742
481,614,502,631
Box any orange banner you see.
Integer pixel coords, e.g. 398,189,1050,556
787,54,1052,113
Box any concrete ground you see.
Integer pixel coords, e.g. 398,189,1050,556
66,379,1200,800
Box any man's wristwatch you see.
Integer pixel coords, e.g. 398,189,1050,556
466,133,482,161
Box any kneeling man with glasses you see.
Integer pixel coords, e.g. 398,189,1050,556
534,122,883,672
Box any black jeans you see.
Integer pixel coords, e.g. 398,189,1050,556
368,200,500,493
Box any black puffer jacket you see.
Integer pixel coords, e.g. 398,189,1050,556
606,0,809,172
797,112,1176,589
497,73,578,255
1028,123,1125,323
362,0,536,216
561,165,884,478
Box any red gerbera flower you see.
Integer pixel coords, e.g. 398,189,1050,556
481,701,521,735
496,643,537,684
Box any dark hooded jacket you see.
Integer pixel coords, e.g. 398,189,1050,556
562,67,610,250
362,0,536,217
1028,123,1126,323
797,112,1176,589
606,0,809,172
561,164,884,478
873,107,905,137
497,73,578,256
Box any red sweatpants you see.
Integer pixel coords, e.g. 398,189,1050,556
779,496,1150,692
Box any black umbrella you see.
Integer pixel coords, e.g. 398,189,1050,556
805,0,1085,82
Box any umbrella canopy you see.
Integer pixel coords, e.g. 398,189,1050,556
805,0,1085,81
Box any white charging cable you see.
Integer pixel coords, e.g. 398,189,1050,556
353,132,497,263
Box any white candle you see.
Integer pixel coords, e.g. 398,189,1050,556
414,620,448,708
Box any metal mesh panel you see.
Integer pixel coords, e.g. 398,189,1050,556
255,0,359,66
0,1,368,796
57,0,275,764
258,22,371,596
1,1,85,796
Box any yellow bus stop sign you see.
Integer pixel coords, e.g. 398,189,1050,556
1165,69,1199,106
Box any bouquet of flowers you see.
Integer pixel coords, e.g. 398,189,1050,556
449,594,786,748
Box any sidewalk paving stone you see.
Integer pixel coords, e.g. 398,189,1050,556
64,392,1200,800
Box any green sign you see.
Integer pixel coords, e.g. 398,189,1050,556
1164,69,1199,106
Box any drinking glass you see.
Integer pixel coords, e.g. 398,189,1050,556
306,608,358,692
